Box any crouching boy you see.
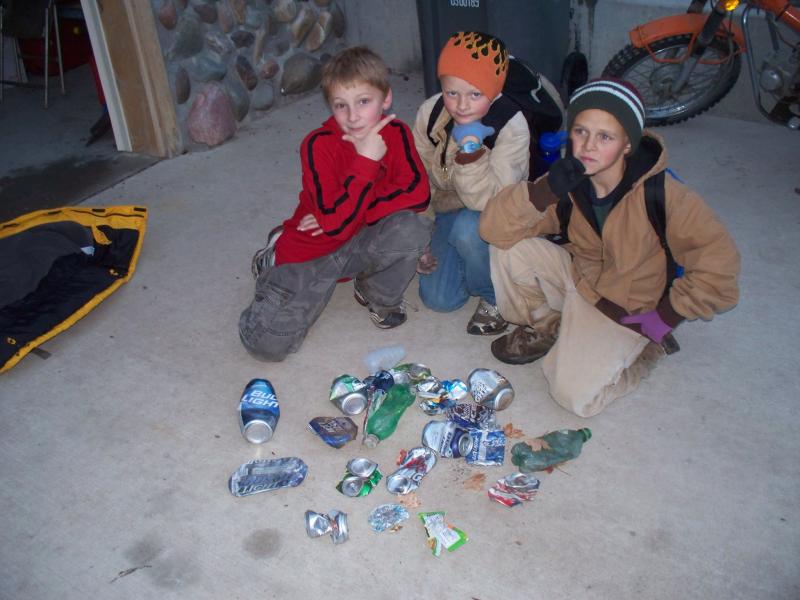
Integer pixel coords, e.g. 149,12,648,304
239,47,432,362
479,78,740,417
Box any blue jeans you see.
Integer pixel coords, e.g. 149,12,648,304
418,209,495,312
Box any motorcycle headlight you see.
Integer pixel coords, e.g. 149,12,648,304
720,0,740,11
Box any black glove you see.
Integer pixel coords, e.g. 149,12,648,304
546,155,587,198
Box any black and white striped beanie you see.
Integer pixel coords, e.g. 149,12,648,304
567,78,646,151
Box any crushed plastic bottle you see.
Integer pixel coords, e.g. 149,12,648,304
511,428,592,472
363,345,406,375
363,383,415,448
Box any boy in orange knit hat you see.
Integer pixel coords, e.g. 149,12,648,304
412,31,531,336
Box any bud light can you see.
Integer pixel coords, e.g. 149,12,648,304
238,378,280,443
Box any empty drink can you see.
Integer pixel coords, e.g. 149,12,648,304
468,368,515,411
238,378,280,443
330,375,368,415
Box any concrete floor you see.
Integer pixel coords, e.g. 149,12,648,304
1,72,799,600
0,63,157,222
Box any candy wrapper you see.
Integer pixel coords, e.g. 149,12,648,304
418,511,468,556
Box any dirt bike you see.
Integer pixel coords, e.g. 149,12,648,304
603,0,800,128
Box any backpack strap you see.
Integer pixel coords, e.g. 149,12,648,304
426,96,448,147
481,95,519,149
644,170,678,292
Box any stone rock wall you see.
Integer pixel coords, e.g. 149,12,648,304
152,0,347,149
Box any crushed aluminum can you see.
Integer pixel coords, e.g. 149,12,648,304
445,403,497,430
304,510,332,538
465,429,506,466
307,416,358,449
347,457,378,478
336,458,382,497
305,509,349,544
364,370,395,394
368,504,410,533
386,446,437,495
389,363,432,387
421,420,473,458
488,472,541,507
442,379,469,402
238,379,280,443
329,510,349,544
468,368,515,411
229,457,307,497
330,375,368,416
416,376,454,415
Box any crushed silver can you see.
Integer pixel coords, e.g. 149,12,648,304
305,510,332,538
421,421,473,458
304,509,348,544
238,379,280,443
330,375,368,416
386,446,437,495
229,457,307,497
468,368,515,411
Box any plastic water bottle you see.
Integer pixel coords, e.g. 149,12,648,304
363,384,415,448
511,428,592,472
362,345,406,375
539,130,569,167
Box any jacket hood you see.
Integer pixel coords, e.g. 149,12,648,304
627,130,669,192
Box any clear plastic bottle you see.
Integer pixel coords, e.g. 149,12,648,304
511,428,591,472
363,384,415,448
362,345,406,375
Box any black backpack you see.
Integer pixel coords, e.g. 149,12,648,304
425,57,565,180
548,170,681,292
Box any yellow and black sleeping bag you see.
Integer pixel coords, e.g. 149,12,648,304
0,206,147,373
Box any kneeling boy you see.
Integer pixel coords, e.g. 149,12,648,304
240,47,431,362
480,78,740,417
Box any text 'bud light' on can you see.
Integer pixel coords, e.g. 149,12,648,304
238,378,280,444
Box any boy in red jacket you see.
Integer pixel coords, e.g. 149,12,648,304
240,47,432,362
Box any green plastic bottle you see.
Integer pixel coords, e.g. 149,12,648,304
363,384,415,448
511,428,592,472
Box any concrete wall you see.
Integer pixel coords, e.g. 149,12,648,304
343,0,422,72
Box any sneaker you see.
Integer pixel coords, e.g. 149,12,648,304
467,298,509,335
491,325,555,365
353,284,407,329
251,225,284,279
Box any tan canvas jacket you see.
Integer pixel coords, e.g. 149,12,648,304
412,93,530,216
479,132,740,323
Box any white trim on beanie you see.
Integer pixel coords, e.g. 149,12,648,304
570,81,645,129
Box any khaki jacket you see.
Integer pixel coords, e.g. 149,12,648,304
412,93,530,215
479,132,740,322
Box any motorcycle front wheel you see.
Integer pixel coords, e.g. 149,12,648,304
602,34,741,126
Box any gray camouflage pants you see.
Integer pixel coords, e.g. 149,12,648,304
239,210,432,362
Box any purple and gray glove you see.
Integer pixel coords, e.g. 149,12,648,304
620,310,673,343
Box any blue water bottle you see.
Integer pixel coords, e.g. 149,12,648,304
539,130,569,167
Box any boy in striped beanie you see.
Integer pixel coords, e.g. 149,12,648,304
479,77,740,417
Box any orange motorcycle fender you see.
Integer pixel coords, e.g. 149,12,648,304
629,13,746,51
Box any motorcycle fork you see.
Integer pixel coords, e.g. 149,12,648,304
671,2,736,93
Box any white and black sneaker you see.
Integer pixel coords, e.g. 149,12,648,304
353,284,407,329
251,225,283,279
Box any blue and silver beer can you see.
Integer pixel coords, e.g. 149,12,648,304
238,379,280,443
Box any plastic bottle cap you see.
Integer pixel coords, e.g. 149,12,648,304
539,130,568,152
580,428,592,442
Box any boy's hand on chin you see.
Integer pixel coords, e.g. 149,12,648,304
342,114,395,162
